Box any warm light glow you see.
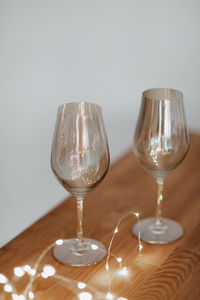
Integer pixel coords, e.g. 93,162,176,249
91,244,98,250
139,243,143,251
134,212,139,217
43,265,56,277
14,267,25,277
114,228,118,233
28,269,36,276
41,272,48,279
117,267,129,277
28,291,34,299
0,273,8,284
24,265,31,272
56,239,64,245
78,292,93,300
106,292,114,299
117,257,122,263
4,283,13,292
12,294,25,300
77,282,86,289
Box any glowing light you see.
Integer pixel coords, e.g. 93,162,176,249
139,243,143,251
114,228,118,233
29,291,34,299
0,273,8,284
134,212,139,217
78,292,93,300
56,239,63,245
117,257,122,263
14,267,25,277
106,263,109,271
117,267,129,277
12,295,25,300
24,265,31,272
77,282,86,289
106,292,114,299
28,269,36,276
41,272,48,279
43,265,56,277
91,244,98,250
4,283,13,292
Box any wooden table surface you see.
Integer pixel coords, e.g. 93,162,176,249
1,133,200,300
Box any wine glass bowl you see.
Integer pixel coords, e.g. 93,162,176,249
51,102,110,266
133,88,189,244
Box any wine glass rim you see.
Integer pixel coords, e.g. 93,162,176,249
143,88,183,100
57,101,102,111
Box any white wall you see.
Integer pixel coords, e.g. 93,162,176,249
0,0,199,246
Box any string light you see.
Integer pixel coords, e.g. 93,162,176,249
1,211,143,299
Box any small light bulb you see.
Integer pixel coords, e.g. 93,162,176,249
106,292,114,299
4,283,13,292
29,291,34,299
134,212,139,217
0,273,8,284
43,265,56,277
77,282,86,289
117,257,122,263
56,239,63,245
78,292,92,300
28,269,36,276
24,265,31,272
91,244,98,250
41,272,48,279
14,267,25,277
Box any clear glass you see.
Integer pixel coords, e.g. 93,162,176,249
51,102,110,265
132,88,190,244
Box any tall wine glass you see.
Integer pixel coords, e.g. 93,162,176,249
51,102,110,266
132,88,189,244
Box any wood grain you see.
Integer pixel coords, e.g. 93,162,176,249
0,133,200,299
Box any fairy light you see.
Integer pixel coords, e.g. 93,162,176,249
91,244,99,250
27,269,36,276
4,283,13,292
78,282,86,289
14,267,25,277
56,239,63,246
1,212,143,300
116,257,122,263
43,265,56,277
28,291,34,299
0,273,8,284
78,292,93,300
106,292,114,299
24,265,31,272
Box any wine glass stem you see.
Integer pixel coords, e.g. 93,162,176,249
76,196,84,244
156,178,164,223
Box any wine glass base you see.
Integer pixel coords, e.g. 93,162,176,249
132,217,184,244
53,238,107,266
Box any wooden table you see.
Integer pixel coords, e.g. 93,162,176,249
0,133,200,300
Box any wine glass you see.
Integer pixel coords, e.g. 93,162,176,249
132,88,189,244
51,102,110,266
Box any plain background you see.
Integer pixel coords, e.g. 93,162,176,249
0,0,200,247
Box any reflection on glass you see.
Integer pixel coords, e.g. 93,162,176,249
51,102,110,266
132,88,189,244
